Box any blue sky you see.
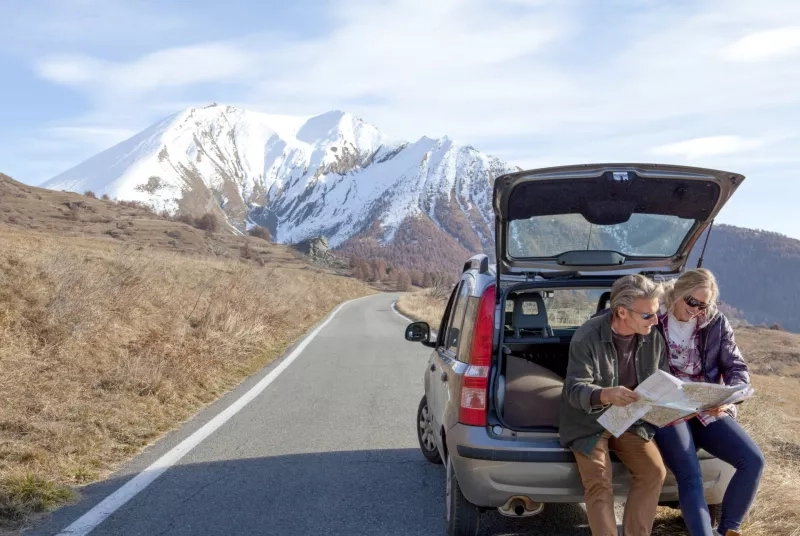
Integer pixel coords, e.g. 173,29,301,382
2,0,800,238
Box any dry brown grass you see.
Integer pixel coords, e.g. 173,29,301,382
396,288,450,328
0,227,374,532
399,290,800,536
734,326,800,377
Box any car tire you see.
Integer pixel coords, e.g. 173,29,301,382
708,503,722,528
417,395,442,464
446,456,481,536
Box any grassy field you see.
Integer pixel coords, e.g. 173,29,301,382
0,175,376,532
397,289,800,536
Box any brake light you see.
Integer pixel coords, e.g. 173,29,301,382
458,284,496,426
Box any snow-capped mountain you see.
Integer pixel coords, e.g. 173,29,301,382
43,103,518,251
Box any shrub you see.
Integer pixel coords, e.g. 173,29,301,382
248,225,272,242
193,213,219,232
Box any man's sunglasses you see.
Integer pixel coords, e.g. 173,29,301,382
626,308,657,320
684,296,709,310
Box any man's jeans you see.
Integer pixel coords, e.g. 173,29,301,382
654,416,765,535
573,431,666,536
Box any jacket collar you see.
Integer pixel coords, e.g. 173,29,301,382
600,311,614,343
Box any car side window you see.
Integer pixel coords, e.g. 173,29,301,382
436,285,459,347
444,276,473,354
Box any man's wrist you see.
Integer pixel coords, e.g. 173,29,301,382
593,388,606,406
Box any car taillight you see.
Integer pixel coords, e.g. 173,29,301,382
458,284,496,426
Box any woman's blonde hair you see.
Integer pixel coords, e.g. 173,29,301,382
662,268,719,319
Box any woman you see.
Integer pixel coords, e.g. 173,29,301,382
655,268,764,536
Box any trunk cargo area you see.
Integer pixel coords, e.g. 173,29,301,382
499,342,570,429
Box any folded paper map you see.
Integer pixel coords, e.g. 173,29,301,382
597,370,754,438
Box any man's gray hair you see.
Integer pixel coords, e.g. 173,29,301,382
610,274,663,317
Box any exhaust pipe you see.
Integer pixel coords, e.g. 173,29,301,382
511,498,525,516
498,496,544,518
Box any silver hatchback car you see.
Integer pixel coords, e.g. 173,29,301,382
404,163,744,536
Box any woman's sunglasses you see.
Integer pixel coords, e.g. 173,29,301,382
684,295,709,310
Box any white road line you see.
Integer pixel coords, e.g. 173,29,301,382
391,300,414,323
54,297,362,536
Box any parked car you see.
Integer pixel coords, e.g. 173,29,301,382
404,163,745,536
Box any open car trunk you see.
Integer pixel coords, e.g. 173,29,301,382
494,283,613,431
490,163,747,431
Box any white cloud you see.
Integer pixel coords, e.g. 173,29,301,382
37,55,106,85
651,136,766,159
29,0,578,142
30,0,800,144
37,43,258,95
722,26,800,63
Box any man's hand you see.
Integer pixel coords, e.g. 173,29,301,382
705,404,732,417
599,386,641,406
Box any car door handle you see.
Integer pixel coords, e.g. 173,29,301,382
441,371,448,382
430,364,436,372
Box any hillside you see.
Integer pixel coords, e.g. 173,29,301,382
688,224,800,332
0,172,375,532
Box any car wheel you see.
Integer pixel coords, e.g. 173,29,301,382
708,503,722,528
446,456,481,536
417,395,442,464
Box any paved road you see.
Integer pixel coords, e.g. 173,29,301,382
27,293,594,536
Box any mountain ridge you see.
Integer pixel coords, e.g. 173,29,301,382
38,104,800,332
43,103,517,251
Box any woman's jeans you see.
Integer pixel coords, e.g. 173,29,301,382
654,416,765,535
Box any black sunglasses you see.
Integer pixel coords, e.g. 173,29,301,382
626,308,657,320
684,296,709,310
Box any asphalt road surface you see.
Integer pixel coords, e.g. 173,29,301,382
26,293,596,536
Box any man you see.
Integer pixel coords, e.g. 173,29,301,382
559,274,668,536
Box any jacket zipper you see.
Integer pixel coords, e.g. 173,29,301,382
634,335,644,385
700,325,710,382
609,342,619,388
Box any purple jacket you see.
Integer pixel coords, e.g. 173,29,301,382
656,311,750,387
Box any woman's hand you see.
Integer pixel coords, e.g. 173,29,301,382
705,404,733,417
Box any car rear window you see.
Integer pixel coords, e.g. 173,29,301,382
508,213,694,258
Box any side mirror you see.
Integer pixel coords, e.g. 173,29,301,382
405,322,436,347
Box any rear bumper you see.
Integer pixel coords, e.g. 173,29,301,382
446,423,734,507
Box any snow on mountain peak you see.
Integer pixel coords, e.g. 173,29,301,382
41,104,516,249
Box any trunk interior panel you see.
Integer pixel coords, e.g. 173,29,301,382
499,343,570,429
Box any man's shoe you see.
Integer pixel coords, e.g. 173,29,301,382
723,531,742,536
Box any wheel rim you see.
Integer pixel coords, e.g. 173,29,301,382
419,403,436,452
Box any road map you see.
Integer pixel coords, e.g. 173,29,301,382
597,370,754,437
